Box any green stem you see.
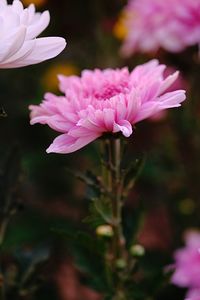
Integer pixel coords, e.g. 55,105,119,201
112,138,125,260
101,138,127,300
112,139,127,300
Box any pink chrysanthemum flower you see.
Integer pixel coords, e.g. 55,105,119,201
29,60,186,154
172,231,200,299
121,0,200,56
0,0,66,68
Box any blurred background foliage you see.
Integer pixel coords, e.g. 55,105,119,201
0,0,200,299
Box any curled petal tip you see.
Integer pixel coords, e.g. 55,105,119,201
46,147,52,154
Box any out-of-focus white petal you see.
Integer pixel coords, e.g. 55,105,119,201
4,37,66,68
12,0,24,14
26,11,50,39
0,0,7,9
0,26,26,62
0,0,66,68
0,40,35,68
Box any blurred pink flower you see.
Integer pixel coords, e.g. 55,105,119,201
29,59,186,154
121,0,200,56
0,0,66,68
172,231,200,299
137,206,172,251
55,260,102,300
186,288,200,300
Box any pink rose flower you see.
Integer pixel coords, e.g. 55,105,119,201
172,231,200,299
29,59,186,154
121,0,200,56
0,0,66,68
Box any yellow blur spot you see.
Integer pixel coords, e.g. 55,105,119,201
22,0,47,7
113,12,128,40
41,63,79,92
179,198,195,215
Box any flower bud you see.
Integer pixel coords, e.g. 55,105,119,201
116,258,127,269
130,244,145,257
96,225,114,237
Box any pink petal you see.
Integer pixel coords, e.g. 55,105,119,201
134,102,160,122
46,133,100,154
159,71,179,94
158,90,186,108
113,120,133,137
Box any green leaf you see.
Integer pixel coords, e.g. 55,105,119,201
84,200,112,228
122,155,146,198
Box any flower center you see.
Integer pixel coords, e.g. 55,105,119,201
93,82,129,100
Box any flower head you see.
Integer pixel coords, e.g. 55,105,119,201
0,0,66,68
29,60,186,154
172,231,200,299
120,0,200,56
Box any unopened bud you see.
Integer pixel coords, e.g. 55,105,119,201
116,258,127,269
130,244,145,257
96,225,113,237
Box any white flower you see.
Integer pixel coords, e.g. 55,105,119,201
0,0,66,68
